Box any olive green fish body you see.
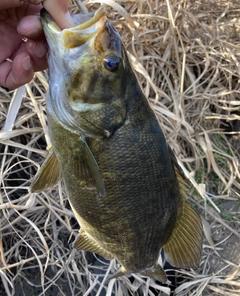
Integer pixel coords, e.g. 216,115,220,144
31,7,203,282
48,89,179,273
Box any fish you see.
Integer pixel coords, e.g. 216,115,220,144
30,6,203,283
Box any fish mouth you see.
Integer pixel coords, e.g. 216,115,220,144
40,6,107,51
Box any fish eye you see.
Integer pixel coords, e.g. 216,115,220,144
103,55,121,72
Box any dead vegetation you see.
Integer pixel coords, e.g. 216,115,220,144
0,0,240,295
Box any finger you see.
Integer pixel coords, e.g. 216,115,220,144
17,15,45,40
0,52,34,89
22,0,43,3
19,2,42,15
43,0,74,29
26,40,48,71
6,38,48,72
0,0,23,10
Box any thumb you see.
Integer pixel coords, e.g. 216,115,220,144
42,0,74,29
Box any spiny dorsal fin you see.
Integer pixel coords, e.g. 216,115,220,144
81,139,106,197
174,164,191,198
168,144,191,194
30,150,60,193
163,198,203,269
74,228,113,260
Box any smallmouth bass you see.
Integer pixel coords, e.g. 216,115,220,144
31,6,203,282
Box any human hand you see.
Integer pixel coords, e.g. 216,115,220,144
0,0,73,89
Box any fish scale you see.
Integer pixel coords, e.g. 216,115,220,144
62,109,178,270
30,6,203,282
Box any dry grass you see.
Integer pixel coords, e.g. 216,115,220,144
0,0,240,295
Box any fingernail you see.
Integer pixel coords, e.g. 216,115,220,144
22,56,32,71
33,42,48,58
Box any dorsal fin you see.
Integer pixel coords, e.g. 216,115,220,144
163,145,203,268
30,150,60,193
168,144,191,194
163,198,202,268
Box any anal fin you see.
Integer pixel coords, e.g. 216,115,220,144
74,228,113,260
107,265,168,283
30,150,60,193
163,199,203,269
142,264,168,283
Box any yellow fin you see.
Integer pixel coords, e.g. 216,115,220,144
142,265,168,283
30,151,60,193
164,145,203,268
74,228,113,260
163,199,202,269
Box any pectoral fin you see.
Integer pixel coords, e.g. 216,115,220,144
163,198,203,269
30,151,60,193
74,228,113,260
80,139,106,197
